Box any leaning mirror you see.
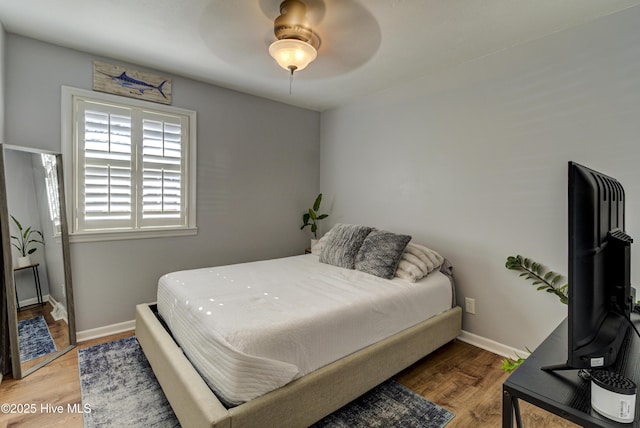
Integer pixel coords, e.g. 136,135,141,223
0,144,76,379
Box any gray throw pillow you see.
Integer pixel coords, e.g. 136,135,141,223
355,230,412,279
319,224,373,269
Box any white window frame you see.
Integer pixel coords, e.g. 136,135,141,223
41,153,62,236
61,86,197,242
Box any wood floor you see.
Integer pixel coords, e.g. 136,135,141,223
0,331,134,428
394,341,578,427
0,334,578,427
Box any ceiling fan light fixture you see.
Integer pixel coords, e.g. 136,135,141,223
269,38,317,72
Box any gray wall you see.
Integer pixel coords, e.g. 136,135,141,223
5,35,320,331
320,7,640,352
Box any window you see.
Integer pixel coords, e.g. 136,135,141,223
41,154,61,236
62,87,196,241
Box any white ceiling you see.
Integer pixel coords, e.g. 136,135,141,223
1,0,639,111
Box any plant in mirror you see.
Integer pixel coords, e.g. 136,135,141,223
10,215,44,269
0,145,76,379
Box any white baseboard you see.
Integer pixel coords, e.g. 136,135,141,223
47,294,58,308
18,294,50,308
457,330,530,360
77,319,135,343
47,295,68,324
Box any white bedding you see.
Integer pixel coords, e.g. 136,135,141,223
157,254,453,406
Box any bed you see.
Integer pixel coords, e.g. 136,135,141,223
136,225,462,427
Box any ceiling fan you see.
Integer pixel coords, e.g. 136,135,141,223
199,0,381,80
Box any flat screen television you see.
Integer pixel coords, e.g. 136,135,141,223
543,161,633,372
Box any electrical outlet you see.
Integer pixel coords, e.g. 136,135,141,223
465,297,476,314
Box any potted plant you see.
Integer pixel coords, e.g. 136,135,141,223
301,193,329,246
500,255,567,372
10,215,44,268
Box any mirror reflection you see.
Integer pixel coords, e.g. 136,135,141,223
1,146,75,378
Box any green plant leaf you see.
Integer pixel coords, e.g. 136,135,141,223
313,193,322,212
10,215,23,231
308,209,316,220
500,356,525,372
317,214,328,220
499,347,533,372
506,254,568,305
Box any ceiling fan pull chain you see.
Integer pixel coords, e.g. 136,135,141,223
289,65,297,95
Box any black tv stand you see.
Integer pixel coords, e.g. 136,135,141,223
503,315,639,427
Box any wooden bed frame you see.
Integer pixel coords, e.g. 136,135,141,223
136,303,462,428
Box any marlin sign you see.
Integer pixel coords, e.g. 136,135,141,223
93,61,172,105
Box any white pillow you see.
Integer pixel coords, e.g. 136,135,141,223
394,242,444,282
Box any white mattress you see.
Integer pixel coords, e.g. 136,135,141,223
157,254,453,406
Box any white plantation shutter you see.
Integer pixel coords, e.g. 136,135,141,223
139,112,187,227
77,101,133,230
68,89,195,238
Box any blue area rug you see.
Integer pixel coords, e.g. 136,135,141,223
18,315,57,363
78,336,179,428
311,380,455,427
78,336,454,428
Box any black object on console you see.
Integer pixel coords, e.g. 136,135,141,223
543,161,633,372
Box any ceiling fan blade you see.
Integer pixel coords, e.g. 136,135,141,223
199,1,272,70
306,0,381,77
